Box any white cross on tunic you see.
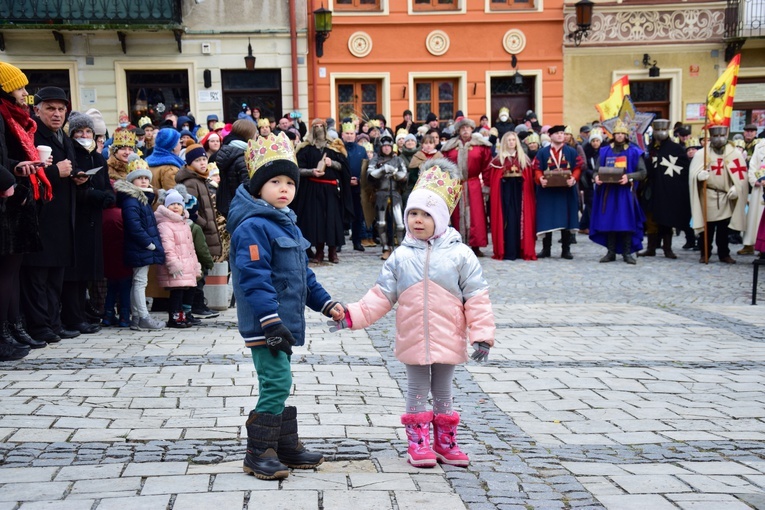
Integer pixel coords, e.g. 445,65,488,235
660,154,683,177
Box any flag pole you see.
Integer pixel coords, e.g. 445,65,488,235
702,109,709,264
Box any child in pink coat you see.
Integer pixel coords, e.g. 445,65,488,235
329,158,495,469
155,189,202,328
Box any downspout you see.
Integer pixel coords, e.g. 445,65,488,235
289,0,299,114
310,0,318,119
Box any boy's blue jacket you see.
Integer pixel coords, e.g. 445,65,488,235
227,184,331,348
114,180,165,268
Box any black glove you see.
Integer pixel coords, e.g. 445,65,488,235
263,322,296,357
101,192,115,209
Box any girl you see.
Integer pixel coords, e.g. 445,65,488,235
330,158,495,468
487,131,537,261
154,188,202,328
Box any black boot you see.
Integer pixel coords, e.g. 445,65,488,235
0,322,30,354
8,319,46,349
243,411,290,480
622,234,637,264
600,233,616,263
662,233,677,259
537,233,552,258
638,233,657,257
277,406,324,469
561,231,573,259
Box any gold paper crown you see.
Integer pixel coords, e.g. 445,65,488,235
412,159,462,215
367,119,381,129
342,121,355,133
195,126,209,140
362,142,373,153
525,133,540,144
612,119,630,135
113,129,136,148
396,128,409,140
246,132,296,178
138,116,153,128
257,118,271,129
213,121,225,130
499,107,509,116
207,162,219,175
127,155,149,174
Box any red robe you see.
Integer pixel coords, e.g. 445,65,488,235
441,135,493,247
488,155,537,260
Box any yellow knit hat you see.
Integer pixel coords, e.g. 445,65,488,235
0,62,29,94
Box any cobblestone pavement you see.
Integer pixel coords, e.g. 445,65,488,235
1,235,765,509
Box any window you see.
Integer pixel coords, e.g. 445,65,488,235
731,78,765,133
22,69,71,105
630,79,670,121
490,0,535,10
415,79,457,128
489,75,536,125
335,0,381,10
336,81,381,121
125,70,189,128
221,70,282,124
413,0,458,12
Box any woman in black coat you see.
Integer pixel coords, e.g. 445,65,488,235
60,111,114,333
213,119,257,218
0,63,47,354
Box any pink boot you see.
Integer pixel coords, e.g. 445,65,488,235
433,412,469,467
401,411,437,468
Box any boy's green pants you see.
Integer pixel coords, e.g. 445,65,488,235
250,346,292,415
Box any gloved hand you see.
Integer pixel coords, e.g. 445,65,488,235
470,342,491,362
263,322,296,357
727,186,738,200
327,310,352,333
147,243,156,251
321,300,346,320
171,270,184,278
697,170,710,181
383,164,395,175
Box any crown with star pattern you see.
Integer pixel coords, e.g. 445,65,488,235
412,158,462,215
113,129,136,148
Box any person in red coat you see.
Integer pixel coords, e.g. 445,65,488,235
440,117,493,257
488,132,536,260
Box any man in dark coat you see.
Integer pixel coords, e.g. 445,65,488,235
394,110,418,135
21,87,80,343
638,119,690,259
294,118,352,264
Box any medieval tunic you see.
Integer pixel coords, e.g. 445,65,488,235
745,140,765,247
689,143,748,232
589,143,646,254
487,153,536,260
532,144,582,235
294,139,353,247
646,138,691,229
441,134,493,247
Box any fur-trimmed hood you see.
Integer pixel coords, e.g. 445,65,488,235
114,179,151,205
440,132,492,153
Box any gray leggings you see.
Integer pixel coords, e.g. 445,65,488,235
405,363,455,415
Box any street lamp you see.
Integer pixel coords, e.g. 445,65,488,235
244,38,256,70
567,0,594,46
314,5,333,58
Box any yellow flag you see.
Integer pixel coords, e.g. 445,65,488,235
706,54,740,127
595,75,630,121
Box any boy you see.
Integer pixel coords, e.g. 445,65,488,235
226,132,345,480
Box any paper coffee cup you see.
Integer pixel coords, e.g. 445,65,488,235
36,145,52,162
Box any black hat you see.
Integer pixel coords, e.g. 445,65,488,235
403,109,412,117
580,125,592,133
380,134,394,146
745,123,758,131
426,112,438,123
676,127,691,137
248,159,300,197
548,125,566,135
34,86,68,106
455,110,464,119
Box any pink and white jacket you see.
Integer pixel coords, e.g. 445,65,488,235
347,227,495,365
154,205,201,288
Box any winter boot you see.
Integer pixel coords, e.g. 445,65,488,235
600,233,616,263
401,411,437,468
662,233,677,259
0,322,30,353
314,243,325,264
622,234,636,265
8,319,46,349
328,246,339,264
102,309,116,327
638,233,658,257
167,312,191,329
561,231,573,259
118,309,131,328
277,406,324,469
537,233,552,258
432,412,469,467
243,411,290,480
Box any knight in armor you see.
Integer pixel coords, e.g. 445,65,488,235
689,125,749,264
638,119,691,259
368,134,407,260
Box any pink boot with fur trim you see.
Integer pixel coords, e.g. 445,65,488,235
433,412,469,467
401,411,437,468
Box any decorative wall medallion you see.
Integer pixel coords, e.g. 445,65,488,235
426,30,450,56
563,7,724,46
348,31,372,58
503,29,527,55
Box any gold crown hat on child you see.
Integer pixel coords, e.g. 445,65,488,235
257,118,270,128
342,121,355,133
412,159,462,215
127,154,149,174
113,129,136,148
245,132,296,178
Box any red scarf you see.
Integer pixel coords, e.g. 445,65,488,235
0,100,53,201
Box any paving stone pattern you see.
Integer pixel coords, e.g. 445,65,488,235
1,236,764,509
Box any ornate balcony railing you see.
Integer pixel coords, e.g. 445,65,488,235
0,0,182,28
725,0,765,40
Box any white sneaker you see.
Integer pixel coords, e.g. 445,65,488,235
134,316,165,330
